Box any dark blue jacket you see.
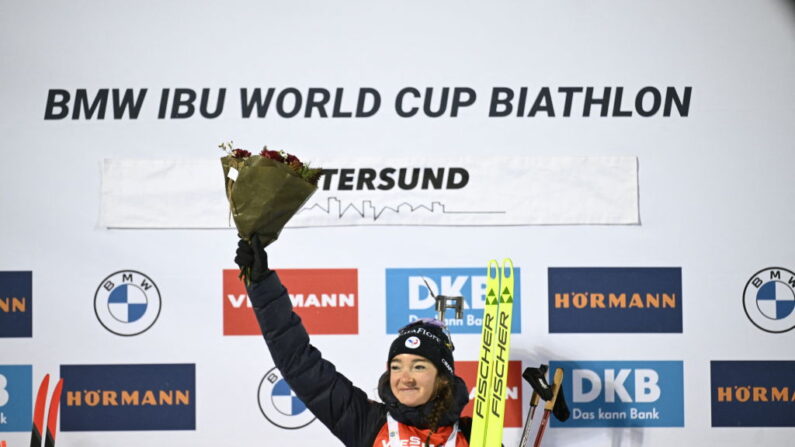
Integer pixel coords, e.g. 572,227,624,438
247,271,471,447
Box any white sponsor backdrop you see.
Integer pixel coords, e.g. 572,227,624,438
1,1,794,446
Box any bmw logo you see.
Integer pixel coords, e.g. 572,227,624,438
743,267,795,333
258,367,315,429
94,270,161,336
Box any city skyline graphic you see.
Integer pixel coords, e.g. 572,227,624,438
297,197,506,221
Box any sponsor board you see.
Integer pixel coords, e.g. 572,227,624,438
550,361,684,427
257,367,316,429
548,268,682,333
743,267,795,333
60,364,195,431
223,269,358,335
94,271,161,336
0,272,32,338
385,268,521,334
0,365,32,432
456,360,522,428
711,361,795,427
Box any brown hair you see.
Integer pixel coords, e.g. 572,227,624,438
425,375,454,433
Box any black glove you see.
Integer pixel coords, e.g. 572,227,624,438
234,235,271,284
553,386,570,422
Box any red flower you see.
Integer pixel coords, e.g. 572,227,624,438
285,153,301,165
232,149,251,158
260,148,285,163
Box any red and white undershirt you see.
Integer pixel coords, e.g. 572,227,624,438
372,414,468,447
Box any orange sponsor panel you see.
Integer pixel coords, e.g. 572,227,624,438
223,269,358,335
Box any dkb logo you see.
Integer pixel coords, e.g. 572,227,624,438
385,268,521,334
550,361,683,427
0,365,33,432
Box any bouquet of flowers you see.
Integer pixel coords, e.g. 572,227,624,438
220,142,323,283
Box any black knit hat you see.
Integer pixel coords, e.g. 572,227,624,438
388,319,455,378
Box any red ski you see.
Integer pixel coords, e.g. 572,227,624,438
30,374,64,447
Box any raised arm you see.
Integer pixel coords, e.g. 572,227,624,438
236,238,382,446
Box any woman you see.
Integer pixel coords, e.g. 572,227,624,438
235,238,472,446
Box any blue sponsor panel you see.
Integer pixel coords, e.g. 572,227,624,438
60,364,195,431
0,272,32,338
386,268,521,334
0,365,32,432
711,360,795,427
550,361,684,428
548,267,682,333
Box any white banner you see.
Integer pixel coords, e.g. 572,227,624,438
100,156,639,228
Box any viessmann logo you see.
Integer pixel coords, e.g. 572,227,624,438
385,268,521,334
711,361,795,427
0,271,32,338
548,268,682,333
60,364,195,431
223,269,358,335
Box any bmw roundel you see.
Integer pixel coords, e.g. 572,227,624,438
258,367,315,429
743,267,795,333
94,270,161,336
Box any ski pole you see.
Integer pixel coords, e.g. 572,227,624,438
518,365,552,447
532,368,563,447
518,389,541,447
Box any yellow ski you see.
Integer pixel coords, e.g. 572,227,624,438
470,260,500,446
471,259,514,447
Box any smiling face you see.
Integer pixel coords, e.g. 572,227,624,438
389,353,439,407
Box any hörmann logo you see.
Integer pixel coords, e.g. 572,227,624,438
223,269,358,335
60,364,195,431
0,365,32,432
711,361,795,427
743,267,795,333
0,272,32,338
385,268,521,334
550,361,684,428
548,268,682,333
457,361,522,428
66,390,191,407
